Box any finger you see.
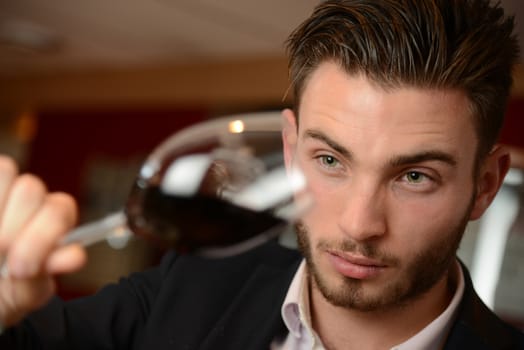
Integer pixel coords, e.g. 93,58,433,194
45,244,87,275
0,156,18,226
0,174,46,247
7,192,77,279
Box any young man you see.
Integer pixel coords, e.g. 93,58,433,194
1,0,524,349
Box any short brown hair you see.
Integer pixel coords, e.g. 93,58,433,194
286,0,520,158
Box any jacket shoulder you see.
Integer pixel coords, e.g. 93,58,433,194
446,264,524,349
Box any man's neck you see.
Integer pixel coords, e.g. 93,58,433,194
309,267,456,350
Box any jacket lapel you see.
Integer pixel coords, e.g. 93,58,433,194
444,264,518,349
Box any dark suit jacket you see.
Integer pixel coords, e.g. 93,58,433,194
2,240,524,349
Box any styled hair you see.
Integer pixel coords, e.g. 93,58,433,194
286,0,520,158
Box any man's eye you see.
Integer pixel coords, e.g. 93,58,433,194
318,155,340,168
405,171,426,184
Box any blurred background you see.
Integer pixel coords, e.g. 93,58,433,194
0,0,523,330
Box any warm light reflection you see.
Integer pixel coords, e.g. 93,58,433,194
229,119,245,133
13,110,38,143
113,226,128,237
106,226,132,249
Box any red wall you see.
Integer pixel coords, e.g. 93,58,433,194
500,98,524,148
27,107,207,201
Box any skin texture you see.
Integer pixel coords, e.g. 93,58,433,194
281,61,510,349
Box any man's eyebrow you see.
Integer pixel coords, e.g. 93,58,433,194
389,151,457,168
303,129,456,167
303,129,352,160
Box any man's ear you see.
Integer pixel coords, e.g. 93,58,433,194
281,108,298,171
469,145,511,220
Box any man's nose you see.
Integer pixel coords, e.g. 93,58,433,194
337,180,387,242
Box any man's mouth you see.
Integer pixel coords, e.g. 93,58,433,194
326,250,388,280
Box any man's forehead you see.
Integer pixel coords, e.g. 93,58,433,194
297,62,477,144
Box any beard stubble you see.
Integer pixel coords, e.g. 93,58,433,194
295,195,475,312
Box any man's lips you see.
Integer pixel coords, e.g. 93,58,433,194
326,250,388,280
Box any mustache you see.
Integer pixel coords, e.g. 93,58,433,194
318,239,377,256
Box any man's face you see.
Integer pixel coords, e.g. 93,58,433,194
284,61,480,312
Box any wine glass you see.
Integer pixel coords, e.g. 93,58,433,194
58,111,310,258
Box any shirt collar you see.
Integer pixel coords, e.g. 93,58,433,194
280,259,465,350
281,261,310,338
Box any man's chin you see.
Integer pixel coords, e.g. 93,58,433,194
312,274,392,311
308,260,412,312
